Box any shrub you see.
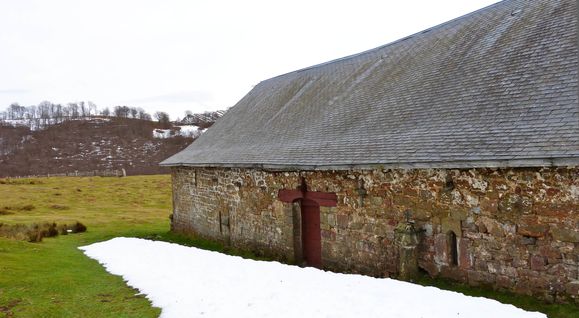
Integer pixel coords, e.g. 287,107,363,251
27,224,44,242
58,224,69,235
71,222,87,233
41,223,59,238
0,221,86,242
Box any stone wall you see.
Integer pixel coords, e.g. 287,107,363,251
171,166,578,302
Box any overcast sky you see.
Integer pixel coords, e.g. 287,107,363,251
0,0,499,120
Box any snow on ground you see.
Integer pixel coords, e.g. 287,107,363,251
80,238,546,318
152,125,204,139
1,117,110,130
152,129,172,138
177,125,205,137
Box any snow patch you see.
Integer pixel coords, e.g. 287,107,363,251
1,117,111,131
152,125,205,139
80,238,545,318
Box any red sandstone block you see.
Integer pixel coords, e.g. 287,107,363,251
538,245,562,260
517,224,549,238
565,281,579,298
533,202,574,218
479,197,498,215
514,279,533,296
458,239,472,269
440,267,468,282
527,276,549,291
530,255,546,271
433,234,448,264
321,229,336,241
336,214,349,229
474,260,488,272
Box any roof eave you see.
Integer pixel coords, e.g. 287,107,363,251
159,157,579,171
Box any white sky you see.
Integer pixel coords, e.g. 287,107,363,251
0,0,499,120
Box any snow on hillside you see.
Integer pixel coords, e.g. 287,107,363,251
152,125,205,139
1,117,111,131
80,238,546,318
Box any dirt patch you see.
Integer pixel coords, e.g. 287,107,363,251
49,204,69,210
0,208,12,215
0,298,22,318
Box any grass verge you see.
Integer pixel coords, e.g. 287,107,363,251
415,274,578,318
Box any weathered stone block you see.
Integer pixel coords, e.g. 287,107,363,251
498,193,532,216
350,222,364,231
551,228,579,243
496,275,515,290
337,214,349,229
441,218,462,236
517,224,549,238
476,217,505,237
533,202,575,218
565,281,579,302
458,239,472,269
433,234,448,265
479,196,498,215
527,276,549,292
467,270,496,286
538,244,562,260
440,267,468,282
530,255,546,271
519,236,537,245
321,229,336,241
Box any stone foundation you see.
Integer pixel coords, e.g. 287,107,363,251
171,166,578,303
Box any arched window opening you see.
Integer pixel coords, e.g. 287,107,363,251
448,231,458,266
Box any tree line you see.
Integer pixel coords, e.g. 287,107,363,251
0,101,226,130
0,101,172,125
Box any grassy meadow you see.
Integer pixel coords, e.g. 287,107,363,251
0,175,577,318
0,175,171,318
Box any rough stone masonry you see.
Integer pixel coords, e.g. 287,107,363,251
171,166,578,303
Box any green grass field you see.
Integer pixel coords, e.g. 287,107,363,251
0,175,577,317
0,175,170,318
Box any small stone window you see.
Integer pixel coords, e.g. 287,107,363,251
448,231,458,266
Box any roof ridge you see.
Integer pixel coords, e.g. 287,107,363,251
263,0,509,82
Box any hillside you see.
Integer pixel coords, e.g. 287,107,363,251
0,117,196,177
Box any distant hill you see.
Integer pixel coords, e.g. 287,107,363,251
0,117,199,177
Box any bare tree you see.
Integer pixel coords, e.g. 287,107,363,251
68,102,79,118
87,101,98,117
101,107,110,117
113,106,130,118
130,107,138,119
154,111,170,127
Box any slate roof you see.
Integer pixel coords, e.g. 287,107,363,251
162,0,579,170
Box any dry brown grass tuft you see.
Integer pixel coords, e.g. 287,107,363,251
1,204,35,212
50,204,70,210
0,221,87,242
